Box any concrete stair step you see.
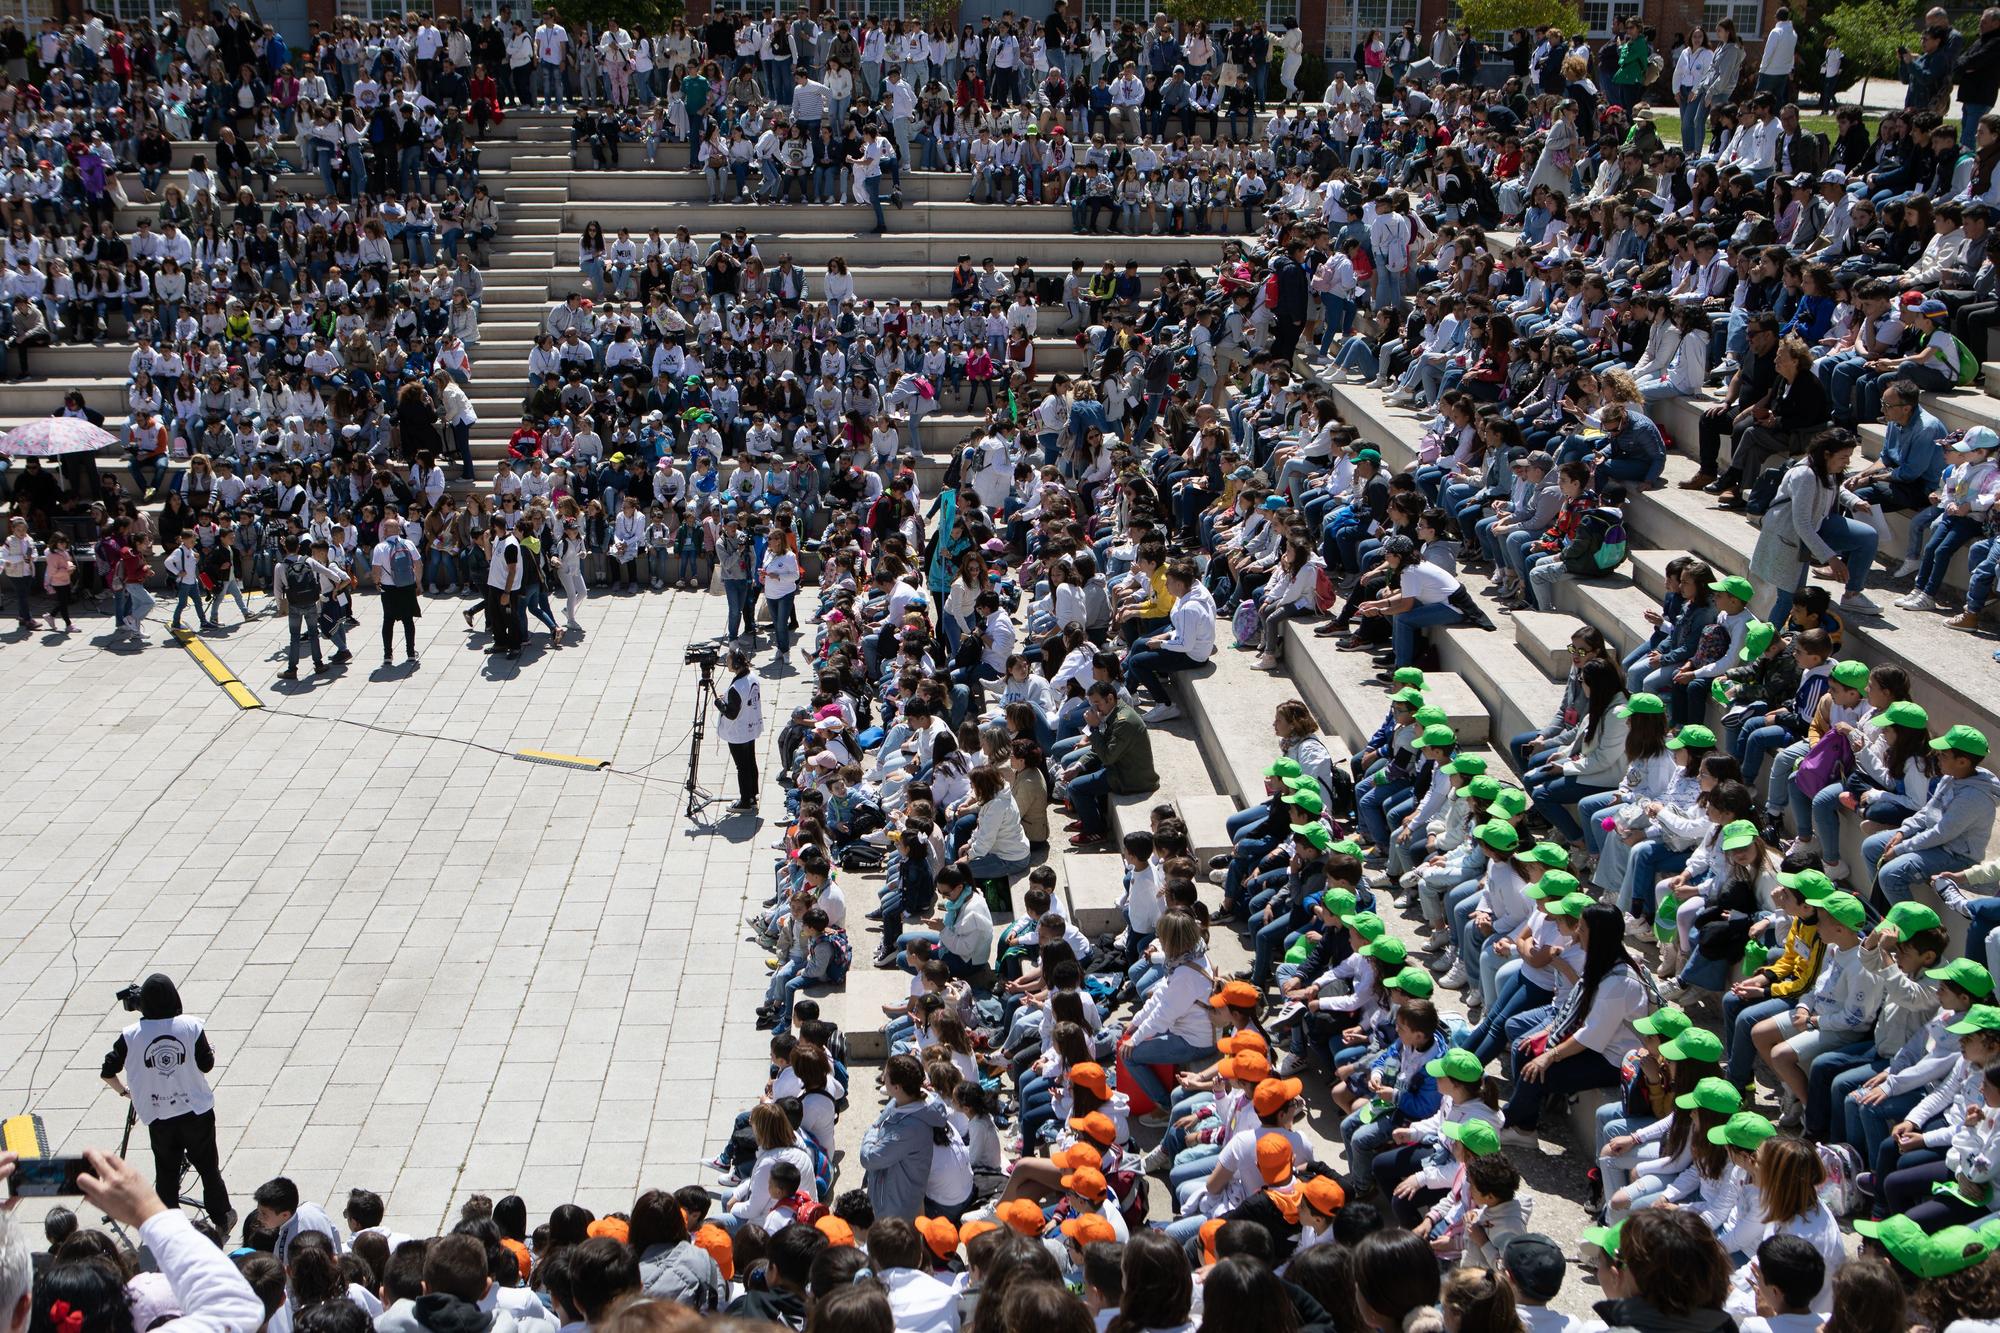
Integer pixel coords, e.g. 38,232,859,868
1511,610,1583,681
1181,645,1348,814
1276,619,1489,753
1057,850,1127,938
1436,626,1564,757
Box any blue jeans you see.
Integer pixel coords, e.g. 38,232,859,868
1125,646,1201,702
1392,601,1462,664
1503,1042,1621,1131
768,592,796,654
1125,1034,1219,1108
1735,724,1796,790
1528,772,1614,843
1861,832,1962,909
1066,768,1111,838
1726,994,1789,1087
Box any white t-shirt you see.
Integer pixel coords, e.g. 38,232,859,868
1399,560,1460,606
1212,1126,1312,1210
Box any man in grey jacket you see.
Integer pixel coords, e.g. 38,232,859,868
858,1053,952,1220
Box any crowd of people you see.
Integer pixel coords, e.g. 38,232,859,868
10,3,2000,1333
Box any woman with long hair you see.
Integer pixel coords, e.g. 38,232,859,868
1525,657,1630,844
1749,428,1881,625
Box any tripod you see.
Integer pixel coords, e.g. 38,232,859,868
684,657,729,827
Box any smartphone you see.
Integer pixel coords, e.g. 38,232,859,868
6,1157,89,1198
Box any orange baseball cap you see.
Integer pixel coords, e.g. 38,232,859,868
960,1219,1000,1245
1216,1031,1269,1056
694,1222,734,1280
586,1217,630,1244
1301,1176,1346,1216
816,1216,857,1247
914,1216,960,1260
1060,1213,1118,1245
1199,1217,1228,1265
1068,1111,1118,1146
1050,1141,1103,1173
996,1198,1047,1237
1209,980,1261,1009
1060,1166,1109,1201
1256,1132,1296,1184
498,1237,531,1280
1068,1062,1111,1099
1253,1076,1305,1115
1219,1049,1272,1083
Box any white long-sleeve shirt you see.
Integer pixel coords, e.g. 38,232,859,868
142,1209,267,1333
1128,956,1216,1046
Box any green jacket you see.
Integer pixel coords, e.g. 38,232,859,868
1615,36,1651,86
1087,701,1159,794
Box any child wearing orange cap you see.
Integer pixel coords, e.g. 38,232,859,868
1139,1033,1273,1194
1054,1162,1129,1243
867,1217,961,1333
1001,1101,1125,1205
1161,1077,1312,1245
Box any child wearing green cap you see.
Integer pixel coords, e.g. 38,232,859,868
1440,822,1538,1009
1593,738,1722,913
1659,817,1779,1000
1872,1007,2000,1221
1723,628,1836,799
1459,872,1590,1067
1773,656,1877,843
1861,722,2000,912
1602,1076,1741,1221
1721,866,1833,1090
1749,885,1880,1129
1831,958,1995,1161
1797,907,1948,1143
1670,574,1756,727
1575,693,1678,864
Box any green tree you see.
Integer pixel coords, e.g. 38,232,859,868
547,0,683,36
1457,0,1583,40
1159,0,1263,29
1819,0,1918,102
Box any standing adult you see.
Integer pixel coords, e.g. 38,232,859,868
98,973,233,1232
715,647,763,813
1757,6,1797,101
1958,8,2000,145
1269,238,1310,362
371,514,422,667
487,526,523,660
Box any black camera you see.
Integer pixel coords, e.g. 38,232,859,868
684,641,723,669
116,983,144,1012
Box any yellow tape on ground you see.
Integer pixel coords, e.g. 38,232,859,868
173,630,264,710
514,749,610,771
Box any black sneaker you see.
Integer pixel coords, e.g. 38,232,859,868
279,668,298,680
330,649,352,664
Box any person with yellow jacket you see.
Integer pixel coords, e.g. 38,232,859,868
1720,869,1828,1092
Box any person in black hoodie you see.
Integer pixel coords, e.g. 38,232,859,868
1589,1208,1736,1333
99,972,233,1231
725,1222,824,1329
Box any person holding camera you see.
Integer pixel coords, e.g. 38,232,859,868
715,647,763,813
98,974,234,1232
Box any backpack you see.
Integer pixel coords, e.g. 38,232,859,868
1560,507,1627,576
1262,271,1280,310
1232,597,1261,647
387,537,417,585
284,555,320,605
798,1127,836,1198
1953,334,1982,386
1313,564,1340,613
823,927,852,983
1816,1141,1863,1218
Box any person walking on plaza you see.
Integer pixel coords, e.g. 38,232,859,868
372,514,423,667
486,527,524,660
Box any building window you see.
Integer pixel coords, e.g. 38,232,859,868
1702,0,1761,34
1324,0,1418,62
1581,0,1641,38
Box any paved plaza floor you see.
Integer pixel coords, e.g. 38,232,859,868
0,588,813,1234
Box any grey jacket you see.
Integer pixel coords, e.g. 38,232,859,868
1897,768,2000,862
859,1095,952,1220
639,1241,726,1312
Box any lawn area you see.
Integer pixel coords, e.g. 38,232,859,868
1644,110,1857,146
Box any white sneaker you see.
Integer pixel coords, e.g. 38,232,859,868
1902,591,1939,612
1822,861,1849,882
1253,653,1281,671
1497,1125,1541,1151
1894,557,1922,579
1465,987,1484,1010
1939,882,1974,918
1840,592,1884,616
1784,836,1820,860
1274,1050,1307,1076
1207,868,1230,887
1267,1001,1306,1028
1137,1145,1170,1174
1428,947,1458,975
1656,978,1687,1002
1143,703,1183,723
1438,960,1470,990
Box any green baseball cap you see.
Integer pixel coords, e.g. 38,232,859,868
1264,757,1305,780
1426,1048,1486,1083
1928,958,1996,999
1354,447,1384,463
1632,1005,1693,1039
1543,892,1592,919
1934,724,1992,758
1675,1075,1743,1115
1390,687,1426,706
1291,821,1334,851
1489,787,1529,818
1947,1003,2000,1035
1830,659,1871,690
1360,937,1409,967
1738,619,1776,661
1392,667,1427,688
1666,724,1718,751
1872,700,1930,730
1329,839,1364,857
1818,890,1867,930
1520,842,1571,868
1883,901,1943,940
1775,868,1835,902
1473,819,1521,852
1856,1216,1993,1279
1413,704,1451,728
1287,785,1326,815
1617,692,1666,717
1709,573,1755,603
1660,1028,1725,1065
1441,1118,1502,1156
1718,819,1761,851
1385,967,1435,998
1526,869,1580,900
1317,887,1360,918
1852,1214,1929,1273
1418,723,1459,749
1465,775,1504,802
1582,1220,1625,1261
1445,754,1489,776
1340,910,1387,940
1707,1110,1779,1150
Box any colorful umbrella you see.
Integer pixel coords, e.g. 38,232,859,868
0,417,115,458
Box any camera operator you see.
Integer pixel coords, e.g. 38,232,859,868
713,647,763,814
99,974,234,1231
